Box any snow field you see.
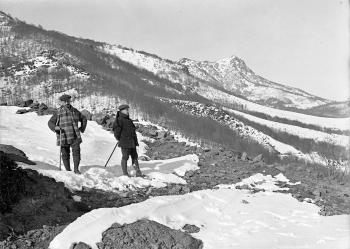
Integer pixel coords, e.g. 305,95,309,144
50,173,350,249
0,106,199,192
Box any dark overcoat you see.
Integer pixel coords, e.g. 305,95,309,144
113,112,139,148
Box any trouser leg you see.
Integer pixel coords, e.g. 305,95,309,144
61,146,71,171
121,148,130,176
131,148,143,177
72,142,81,174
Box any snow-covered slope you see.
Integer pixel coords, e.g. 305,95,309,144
0,106,199,192
179,56,330,109
196,84,350,132
50,173,350,249
99,43,333,111
160,98,349,169
224,108,349,147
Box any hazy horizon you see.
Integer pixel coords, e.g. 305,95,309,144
1,0,349,101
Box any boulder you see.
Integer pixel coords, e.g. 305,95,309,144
182,224,200,233
16,109,30,114
98,219,203,249
81,110,92,121
18,99,33,107
0,144,36,165
70,242,92,249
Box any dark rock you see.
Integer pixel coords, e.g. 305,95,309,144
18,99,33,107
0,150,84,240
16,109,30,114
29,101,40,109
99,219,203,249
139,155,150,161
70,241,92,249
37,103,55,116
182,224,200,233
203,147,211,152
0,213,10,241
0,144,36,165
81,110,93,121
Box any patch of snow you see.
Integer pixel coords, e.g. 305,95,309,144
0,106,199,192
217,173,299,192
50,174,350,249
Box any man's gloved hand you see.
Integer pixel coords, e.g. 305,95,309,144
54,126,61,134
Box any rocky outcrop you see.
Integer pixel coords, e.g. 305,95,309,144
0,150,88,242
97,219,203,249
0,144,36,165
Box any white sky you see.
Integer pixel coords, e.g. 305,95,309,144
1,0,349,101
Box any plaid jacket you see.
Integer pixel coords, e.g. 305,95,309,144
48,105,87,146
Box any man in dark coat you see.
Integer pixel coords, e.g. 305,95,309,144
113,104,143,177
48,94,87,174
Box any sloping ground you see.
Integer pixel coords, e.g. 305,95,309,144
224,107,348,147
0,151,87,241
50,173,350,249
0,106,199,193
159,98,349,169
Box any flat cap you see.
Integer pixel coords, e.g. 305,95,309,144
118,104,130,111
59,94,71,101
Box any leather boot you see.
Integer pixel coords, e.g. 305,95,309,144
62,157,71,171
121,159,129,177
133,160,144,177
73,158,81,174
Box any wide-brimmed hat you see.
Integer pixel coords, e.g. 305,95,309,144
118,104,130,111
59,94,72,101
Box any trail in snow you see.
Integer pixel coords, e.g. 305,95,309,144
0,106,199,192
50,173,350,249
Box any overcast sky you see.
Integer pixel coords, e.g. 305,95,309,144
1,0,349,101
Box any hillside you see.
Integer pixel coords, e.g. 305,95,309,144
0,10,349,168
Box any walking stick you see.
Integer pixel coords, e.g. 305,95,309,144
104,143,118,167
59,128,62,171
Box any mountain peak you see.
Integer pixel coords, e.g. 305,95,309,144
0,11,16,26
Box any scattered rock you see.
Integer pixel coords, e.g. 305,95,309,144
98,219,203,249
17,99,33,107
182,224,200,233
16,109,30,114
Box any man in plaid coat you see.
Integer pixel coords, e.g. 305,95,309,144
48,94,87,174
